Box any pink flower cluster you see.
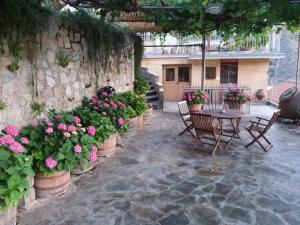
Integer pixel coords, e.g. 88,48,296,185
20,137,29,145
74,144,82,153
58,123,67,131
46,127,53,134
9,142,24,153
67,125,77,133
73,116,81,124
182,91,208,104
87,126,96,136
118,118,125,126
5,125,19,136
87,146,97,162
117,101,126,108
45,156,57,169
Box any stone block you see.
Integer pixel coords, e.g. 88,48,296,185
0,69,16,83
69,70,77,82
66,85,72,96
60,72,68,84
47,50,56,64
64,37,71,49
74,32,81,42
53,85,65,97
46,76,56,87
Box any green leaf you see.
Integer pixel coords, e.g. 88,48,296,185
7,174,21,189
0,149,11,161
9,190,20,204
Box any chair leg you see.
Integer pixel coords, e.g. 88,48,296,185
245,130,270,152
261,133,271,145
244,130,257,148
212,134,221,156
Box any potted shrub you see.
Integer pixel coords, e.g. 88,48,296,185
122,106,138,137
224,87,250,111
143,103,153,125
0,125,34,225
21,111,96,198
73,105,117,158
134,75,150,96
182,90,208,112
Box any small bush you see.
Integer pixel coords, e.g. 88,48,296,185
56,51,71,67
134,76,150,95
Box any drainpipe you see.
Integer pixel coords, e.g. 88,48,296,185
296,30,300,89
201,34,206,91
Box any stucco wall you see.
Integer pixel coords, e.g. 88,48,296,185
142,57,269,101
0,19,134,127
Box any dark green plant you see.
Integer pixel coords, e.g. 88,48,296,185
56,51,71,67
125,106,138,119
134,76,150,95
117,91,148,116
7,61,19,72
30,102,46,117
0,100,7,111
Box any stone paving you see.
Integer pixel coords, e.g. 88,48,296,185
19,109,300,225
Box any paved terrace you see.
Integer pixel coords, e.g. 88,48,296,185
19,105,300,225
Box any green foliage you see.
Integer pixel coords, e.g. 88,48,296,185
125,106,138,119
117,91,148,116
56,51,71,67
0,100,7,111
59,10,141,73
0,136,34,211
0,0,51,63
73,105,116,145
30,102,46,117
134,76,151,95
133,35,144,76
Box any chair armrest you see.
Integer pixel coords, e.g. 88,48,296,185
249,121,268,126
256,116,270,122
181,113,190,116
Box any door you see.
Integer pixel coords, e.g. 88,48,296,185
163,66,191,101
220,62,238,84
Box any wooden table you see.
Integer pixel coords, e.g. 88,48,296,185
200,109,245,149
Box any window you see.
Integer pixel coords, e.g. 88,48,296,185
166,68,175,81
206,67,217,80
178,67,190,82
220,62,238,84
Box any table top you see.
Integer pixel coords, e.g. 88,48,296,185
200,109,245,119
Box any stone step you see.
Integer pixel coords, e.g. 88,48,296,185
146,95,159,102
146,90,156,96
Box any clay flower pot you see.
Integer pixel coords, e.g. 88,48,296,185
71,161,95,175
122,117,137,137
34,171,70,198
227,101,246,111
18,177,36,211
188,104,202,112
137,115,143,128
143,108,153,125
97,133,118,157
0,206,17,225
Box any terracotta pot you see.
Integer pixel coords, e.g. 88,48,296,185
137,115,143,128
122,117,137,137
0,206,17,225
188,104,202,112
71,161,95,175
34,171,70,198
97,134,117,157
256,89,265,100
18,177,36,211
227,101,247,111
143,108,153,125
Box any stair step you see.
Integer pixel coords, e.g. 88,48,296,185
147,96,159,102
146,90,157,96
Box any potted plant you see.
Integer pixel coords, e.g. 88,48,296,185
73,105,117,158
122,106,138,137
182,90,208,112
134,75,150,96
21,111,95,198
224,87,250,111
0,125,34,225
143,103,153,125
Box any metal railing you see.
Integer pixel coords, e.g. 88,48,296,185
184,84,251,113
268,78,299,104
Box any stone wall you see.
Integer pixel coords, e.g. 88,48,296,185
0,18,134,128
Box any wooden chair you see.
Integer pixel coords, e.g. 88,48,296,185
190,113,223,156
244,110,281,152
177,101,196,138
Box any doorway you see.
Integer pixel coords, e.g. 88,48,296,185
163,65,191,101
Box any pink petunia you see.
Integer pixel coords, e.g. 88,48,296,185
67,125,77,133
20,137,29,145
118,118,125,126
73,116,81,124
45,157,57,169
87,126,96,136
5,125,19,136
45,127,54,134
58,123,67,131
74,144,82,153
9,142,24,153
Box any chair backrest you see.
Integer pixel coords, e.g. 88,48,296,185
190,113,214,133
264,109,281,133
177,101,190,116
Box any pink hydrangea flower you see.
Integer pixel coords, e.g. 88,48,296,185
103,103,110,108
0,135,15,145
74,144,82,153
118,118,125,126
63,132,71,138
58,123,67,131
9,142,24,153
46,121,53,127
67,125,77,132
112,103,118,108
53,114,61,120
45,157,57,169
87,126,96,136
88,146,97,162
5,125,19,136
45,127,54,134
101,92,108,96
31,119,38,127
20,137,29,145
102,112,107,116
73,116,81,124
